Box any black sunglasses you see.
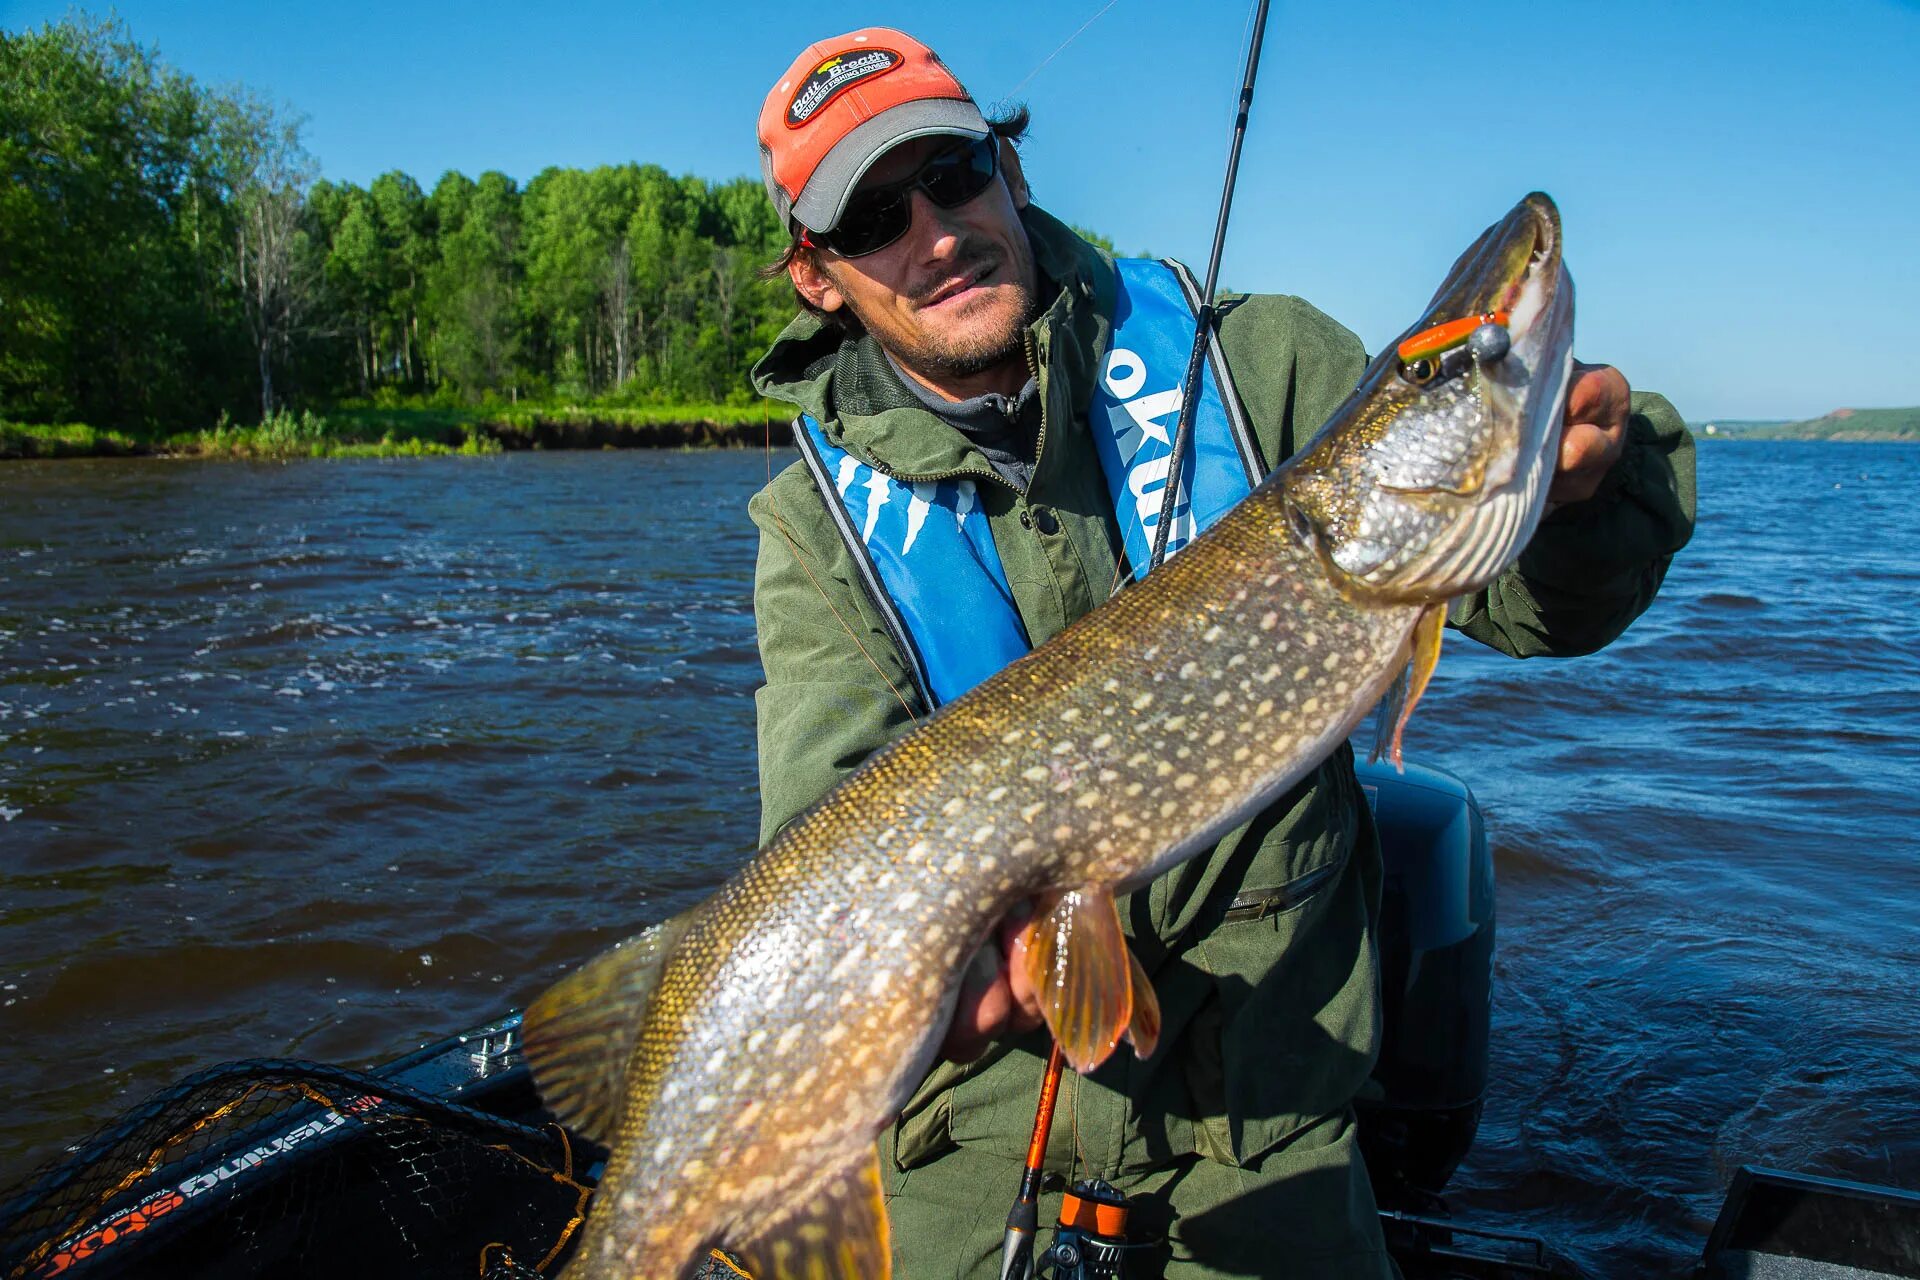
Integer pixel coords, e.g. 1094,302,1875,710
802,136,999,258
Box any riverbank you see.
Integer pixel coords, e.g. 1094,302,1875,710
1696,406,1920,441
0,403,794,461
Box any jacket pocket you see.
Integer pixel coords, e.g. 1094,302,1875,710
1216,859,1344,926
1185,754,1384,1166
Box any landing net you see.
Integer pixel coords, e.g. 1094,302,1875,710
0,1060,591,1280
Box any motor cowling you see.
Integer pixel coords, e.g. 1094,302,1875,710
1352,758,1494,1209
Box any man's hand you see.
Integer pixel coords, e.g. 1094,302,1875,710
1548,361,1631,510
941,900,1045,1063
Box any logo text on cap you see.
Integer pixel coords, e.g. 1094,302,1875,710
786,49,903,128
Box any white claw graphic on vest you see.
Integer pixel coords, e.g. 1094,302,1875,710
953,480,977,532
861,471,891,544
903,483,935,555
834,456,860,498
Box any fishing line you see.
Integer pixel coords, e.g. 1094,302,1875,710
1111,0,1268,602
1147,0,1272,572
1231,0,1259,119
1004,0,1122,102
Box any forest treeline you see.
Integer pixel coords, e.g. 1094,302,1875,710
2,16,797,435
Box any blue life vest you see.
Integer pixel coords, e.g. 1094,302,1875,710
793,258,1263,710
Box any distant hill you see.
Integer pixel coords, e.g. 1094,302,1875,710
1695,407,1920,441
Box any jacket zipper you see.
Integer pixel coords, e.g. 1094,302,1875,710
859,330,1047,497
860,455,1018,493
1023,327,1049,483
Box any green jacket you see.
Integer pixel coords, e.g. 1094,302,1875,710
746,206,1695,1182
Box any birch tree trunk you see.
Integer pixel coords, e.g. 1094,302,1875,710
222,93,316,419
600,236,635,388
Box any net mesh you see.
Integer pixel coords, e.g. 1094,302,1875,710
0,1060,592,1280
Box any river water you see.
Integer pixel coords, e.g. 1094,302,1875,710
1,443,1916,1275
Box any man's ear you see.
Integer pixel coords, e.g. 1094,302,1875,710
788,250,845,314
999,137,1030,210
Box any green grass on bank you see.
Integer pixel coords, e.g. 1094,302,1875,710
0,421,149,458
2,402,792,461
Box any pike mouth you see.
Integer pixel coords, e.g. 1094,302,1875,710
1493,196,1562,360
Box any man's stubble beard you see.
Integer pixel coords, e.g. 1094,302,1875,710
894,281,1038,381
829,235,1041,385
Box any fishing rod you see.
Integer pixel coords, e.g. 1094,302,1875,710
999,8,1276,1279
1146,0,1273,573
999,1043,1066,1280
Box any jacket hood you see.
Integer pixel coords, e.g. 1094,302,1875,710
750,204,1117,479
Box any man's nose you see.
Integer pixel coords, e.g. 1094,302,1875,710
904,187,963,257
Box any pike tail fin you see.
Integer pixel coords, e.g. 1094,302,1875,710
521,904,705,1146
1020,889,1162,1074
738,1145,891,1280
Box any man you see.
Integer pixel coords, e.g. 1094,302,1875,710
746,27,1694,1279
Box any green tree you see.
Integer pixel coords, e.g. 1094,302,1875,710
425,170,522,399
309,179,381,394
368,171,431,389
0,16,243,429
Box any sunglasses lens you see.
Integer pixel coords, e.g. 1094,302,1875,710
820,138,999,257
826,193,911,257
921,139,997,208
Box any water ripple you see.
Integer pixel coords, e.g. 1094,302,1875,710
2,444,1918,1274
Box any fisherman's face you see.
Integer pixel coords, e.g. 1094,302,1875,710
790,137,1039,392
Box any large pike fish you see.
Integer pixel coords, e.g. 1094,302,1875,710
522,192,1576,1280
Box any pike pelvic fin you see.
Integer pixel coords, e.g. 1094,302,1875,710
1371,603,1448,770
1021,889,1161,1074
1125,946,1162,1060
520,905,705,1145
738,1144,891,1280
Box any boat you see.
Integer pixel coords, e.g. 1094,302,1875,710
3,761,1915,1280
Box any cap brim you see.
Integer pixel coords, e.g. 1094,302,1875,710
790,98,990,234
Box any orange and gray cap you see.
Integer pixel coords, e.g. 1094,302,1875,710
758,28,989,235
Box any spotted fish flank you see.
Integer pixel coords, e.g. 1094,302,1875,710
522,193,1576,1280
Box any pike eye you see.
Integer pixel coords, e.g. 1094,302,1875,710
1288,501,1317,546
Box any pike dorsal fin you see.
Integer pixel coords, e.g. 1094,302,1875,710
1021,889,1161,1074
738,1145,891,1280
520,905,705,1145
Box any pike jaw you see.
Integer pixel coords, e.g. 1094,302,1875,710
1283,192,1575,604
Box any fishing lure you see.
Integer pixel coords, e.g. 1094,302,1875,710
1396,311,1512,384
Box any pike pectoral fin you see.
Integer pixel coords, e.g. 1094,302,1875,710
1370,604,1447,771
520,905,704,1145
738,1144,890,1280
1021,889,1159,1074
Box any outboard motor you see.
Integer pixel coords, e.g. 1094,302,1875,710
1352,758,1494,1211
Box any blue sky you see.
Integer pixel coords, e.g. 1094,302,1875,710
6,0,1917,419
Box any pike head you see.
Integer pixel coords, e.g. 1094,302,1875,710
1283,192,1575,604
